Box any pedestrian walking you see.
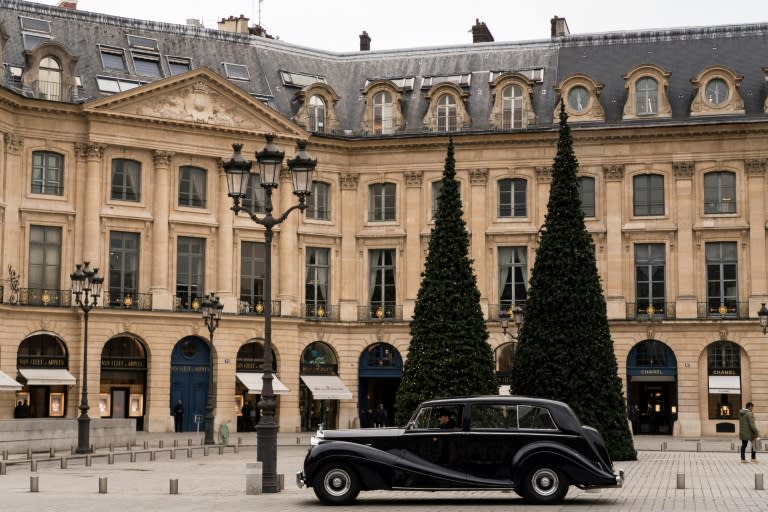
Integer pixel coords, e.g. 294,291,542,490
173,399,184,432
372,403,388,427
739,401,760,463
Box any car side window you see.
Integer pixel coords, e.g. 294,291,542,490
412,405,462,429
518,405,557,430
471,404,517,429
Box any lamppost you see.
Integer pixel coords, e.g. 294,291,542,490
201,292,223,445
499,304,524,347
70,261,104,454
758,303,768,334
223,134,316,493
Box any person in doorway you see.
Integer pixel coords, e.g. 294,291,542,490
629,405,640,435
173,399,184,432
372,403,388,428
14,400,24,418
739,401,760,463
240,400,252,432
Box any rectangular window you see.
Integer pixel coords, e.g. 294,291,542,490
498,179,527,217
111,159,141,201
109,231,140,307
28,226,62,305
167,57,192,76
633,174,664,216
635,243,665,316
305,247,329,318
241,173,266,214
127,35,159,51
368,183,396,221
499,247,527,309
175,237,205,310
178,166,207,208
368,249,396,318
240,241,265,311
704,171,736,214
100,47,128,72
31,151,64,196
223,63,250,81
307,182,330,220
578,176,595,217
131,53,163,77
706,242,738,317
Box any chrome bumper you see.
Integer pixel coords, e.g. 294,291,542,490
296,471,306,488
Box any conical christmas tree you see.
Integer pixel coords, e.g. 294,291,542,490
510,104,637,460
394,138,498,424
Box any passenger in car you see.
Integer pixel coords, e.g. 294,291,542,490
438,409,456,429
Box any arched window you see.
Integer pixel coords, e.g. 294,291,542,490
363,343,402,369
436,94,457,132
707,341,741,420
373,91,393,134
236,341,278,372
38,56,61,101
501,84,524,129
308,95,326,133
301,341,338,367
635,77,658,115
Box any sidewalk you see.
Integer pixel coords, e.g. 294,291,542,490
0,433,766,511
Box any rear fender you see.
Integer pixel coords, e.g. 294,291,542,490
512,441,612,485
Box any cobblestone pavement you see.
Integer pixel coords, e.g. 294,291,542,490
1,434,767,511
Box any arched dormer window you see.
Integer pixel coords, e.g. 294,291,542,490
38,56,61,101
293,83,341,134
422,83,470,132
22,40,78,102
489,72,536,129
554,74,605,123
361,80,405,135
622,65,672,120
690,66,745,117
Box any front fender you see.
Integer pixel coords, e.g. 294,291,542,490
512,441,617,487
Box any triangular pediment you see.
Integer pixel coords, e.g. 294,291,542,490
84,67,305,137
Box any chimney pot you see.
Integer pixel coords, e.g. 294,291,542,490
359,31,371,51
471,19,494,43
550,16,570,38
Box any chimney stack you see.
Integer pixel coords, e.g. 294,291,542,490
56,1,77,9
218,15,250,34
471,19,494,43
550,16,570,38
359,31,371,51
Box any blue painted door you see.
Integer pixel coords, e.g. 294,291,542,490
170,336,210,432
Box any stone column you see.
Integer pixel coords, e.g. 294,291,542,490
603,164,625,319
277,166,299,316
746,159,768,310
150,151,174,311
468,168,488,312
82,143,105,265
338,173,359,321
215,159,237,312
673,161,696,318
2,134,24,298
403,171,423,319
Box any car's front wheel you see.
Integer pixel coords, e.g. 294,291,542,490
519,466,569,504
313,463,360,505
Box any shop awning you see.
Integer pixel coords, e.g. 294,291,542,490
708,375,741,394
0,371,21,391
236,372,290,394
18,368,76,386
300,375,352,400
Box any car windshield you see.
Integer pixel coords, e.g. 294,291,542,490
411,405,462,429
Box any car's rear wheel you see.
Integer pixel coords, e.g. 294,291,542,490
519,466,569,504
313,463,360,505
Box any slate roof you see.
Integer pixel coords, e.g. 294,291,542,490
1,0,766,135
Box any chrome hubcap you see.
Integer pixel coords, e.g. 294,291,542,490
531,468,559,496
323,468,351,497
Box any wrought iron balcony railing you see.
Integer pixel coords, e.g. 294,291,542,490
31,80,75,102
697,301,750,319
16,288,72,307
104,291,153,311
488,302,526,321
626,302,676,320
358,304,402,321
303,303,340,321
237,300,281,317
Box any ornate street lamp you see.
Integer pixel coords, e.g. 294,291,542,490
201,292,223,445
70,261,104,454
223,134,316,493
499,304,524,347
758,303,768,335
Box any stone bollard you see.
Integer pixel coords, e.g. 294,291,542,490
150,451,156,462
756,473,765,491
143,441,149,450
218,446,224,455
60,458,67,469
234,438,239,454
108,454,114,465
85,455,92,467
245,462,263,495
27,448,32,459
731,442,736,451
30,475,39,493
188,439,192,447
159,440,164,449
170,479,179,495
203,447,209,457
676,473,685,489
2,449,7,460
278,474,285,491
49,448,55,458
130,452,136,463
186,448,192,458
1,461,6,475
127,442,132,451
297,436,301,445
174,439,178,448
99,477,108,494
170,449,176,460
30,460,38,472
109,442,114,452
696,441,701,452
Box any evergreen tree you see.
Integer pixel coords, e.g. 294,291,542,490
394,138,498,424
510,105,637,460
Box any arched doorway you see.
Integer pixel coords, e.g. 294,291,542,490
16,334,75,418
358,342,402,427
627,339,678,435
705,340,742,432
100,335,148,430
495,343,516,395
170,336,209,432
299,341,351,431
234,340,288,432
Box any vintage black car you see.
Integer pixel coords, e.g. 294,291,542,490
297,396,624,505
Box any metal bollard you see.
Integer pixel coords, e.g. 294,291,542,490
297,436,301,445
49,448,55,458
696,441,701,452
663,441,668,451
130,452,136,463
218,446,224,455
170,479,179,495
108,454,114,464
756,473,765,491
2,449,7,460
60,458,67,469
187,448,192,458
127,442,132,451
188,439,192,447
174,439,178,448
676,473,685,489
660,442,664,452
143,441,149,449
27,448,32,459
170,449,176,460
30,460,38,472
731,442,736,451
30,475,39,493
150,451,156,462
0,461,6,475
99,477,108,494
234,439,239,454
159,440,164,449
203,447,209,457
109,442,114,452
85,455,92,467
